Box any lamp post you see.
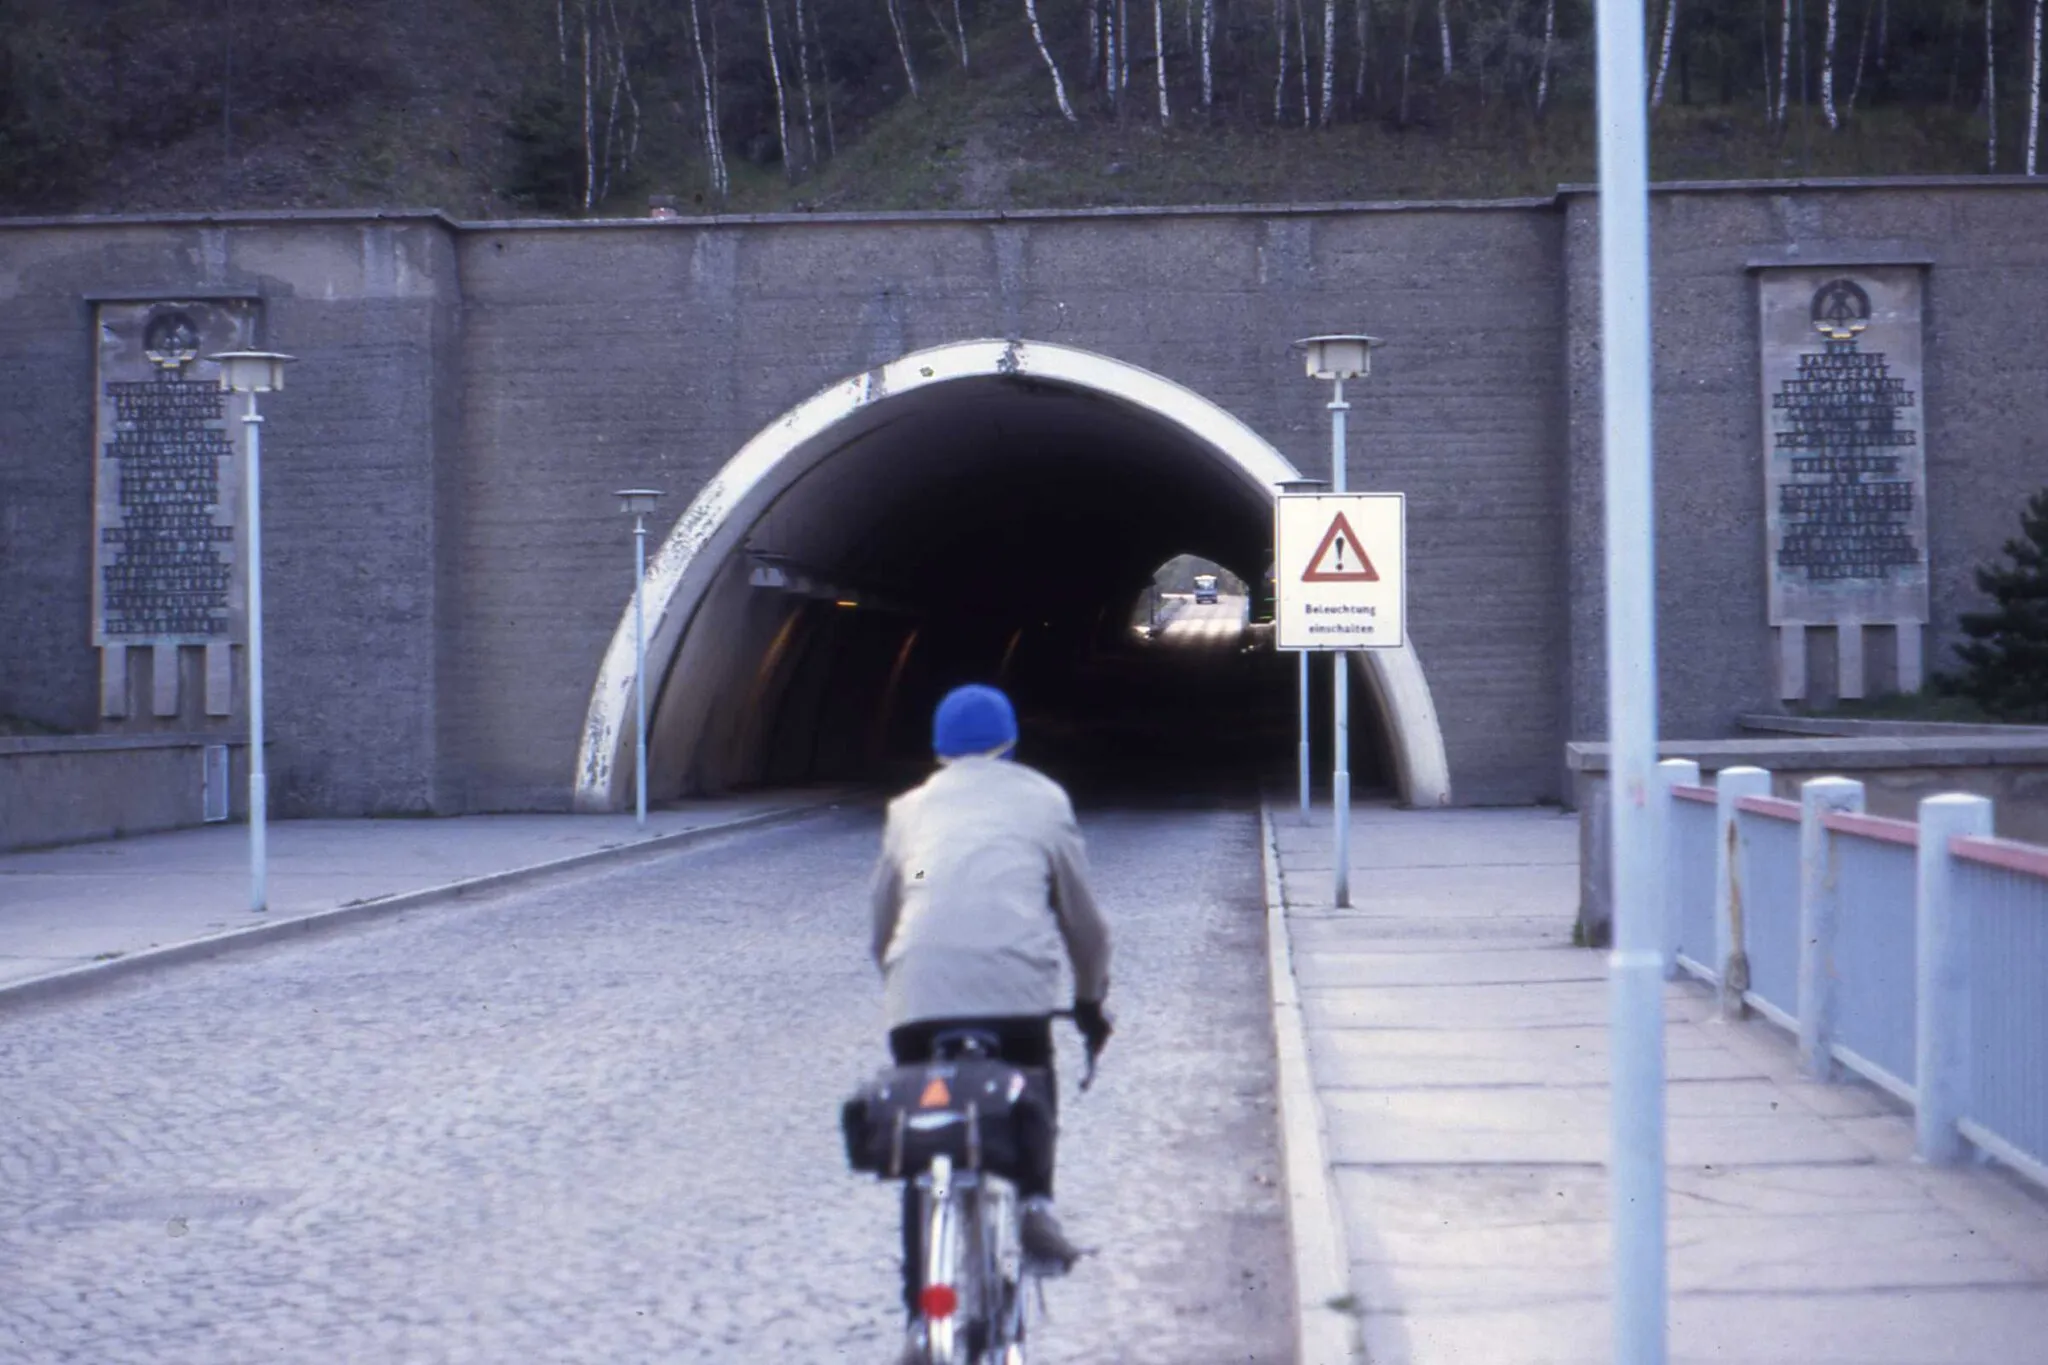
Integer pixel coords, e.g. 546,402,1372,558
1276,477,1329,817
615,489,662,828
1593,0,1667,1351
1294,335,1380,910
209,349,296,914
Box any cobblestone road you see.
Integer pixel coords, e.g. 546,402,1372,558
1,806,1291,1364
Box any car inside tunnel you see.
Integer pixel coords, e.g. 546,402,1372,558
638,370,1394,807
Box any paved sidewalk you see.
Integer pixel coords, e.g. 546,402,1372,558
0,790,857,1002
1267,801,2048,1365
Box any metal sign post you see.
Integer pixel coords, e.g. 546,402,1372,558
1273,490,1406,910
1594,0,1668,1351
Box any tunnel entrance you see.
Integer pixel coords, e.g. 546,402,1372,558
574,340,1448,810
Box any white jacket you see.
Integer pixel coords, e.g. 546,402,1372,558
869,756,1112,1030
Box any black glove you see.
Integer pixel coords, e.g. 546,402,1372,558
1073,999,1113,1056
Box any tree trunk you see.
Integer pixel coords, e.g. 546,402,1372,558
1320,0,1338,123
581,0,595,210
1848,0,1873,109
1356,0,1372,101
1023,0,1079,118
1652,0,1680,107
1087,0,1102,84
1989,0,2000,170
1107,0,1121,105
1156,0,1173,120
1276,0,1291,122
2030,0,2043,172
795,0,821,162
1762,0,1776,118
1776,0,1793,123
1821,0,1840,126
1437,0,1451,74
763,0,795,177
687,0,727,196
886,0,921,98
1298,0,1313,121
952,0,970,66
1536,0,1555,112
1202,0,1216,105
1121,0,1132,94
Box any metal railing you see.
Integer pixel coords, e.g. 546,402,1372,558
1652,762,2048,1187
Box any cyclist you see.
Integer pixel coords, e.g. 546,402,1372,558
869,682,1114,1340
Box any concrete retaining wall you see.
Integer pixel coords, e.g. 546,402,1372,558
0,735,253,851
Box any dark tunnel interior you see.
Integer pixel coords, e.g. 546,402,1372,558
644,374,1393,807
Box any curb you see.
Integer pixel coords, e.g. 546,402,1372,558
0,797,852,1015
1260,802,1364,1364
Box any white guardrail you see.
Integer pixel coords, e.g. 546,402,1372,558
1654,760,2048,1186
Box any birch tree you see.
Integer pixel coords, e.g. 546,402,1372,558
1775,0,1793,122
1298,0,1314,121
885,0,920,98
763,0,795,178
2030,0,2043,172
1848,0,1875,109
1398,0,1419,121
1438,0,1453,73
1156,0,1173,120
1276,0,1292,120
1024,0,1080,117
794,0,821,162
687,0,728,196
951,0,971,66
1821,0,1841,126
1652,0,1680,106
1988,0,1999,169
1201,0,1216,106
1536,0,1556,111
1321,0,1339,122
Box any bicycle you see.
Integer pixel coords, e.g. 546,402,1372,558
844,1012,1106,1365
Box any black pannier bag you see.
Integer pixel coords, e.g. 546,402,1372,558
841,1059,1053,1180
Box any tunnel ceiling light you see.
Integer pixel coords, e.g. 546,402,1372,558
1293,334,1382,382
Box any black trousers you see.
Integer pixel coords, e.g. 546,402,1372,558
889,1014,1058,1314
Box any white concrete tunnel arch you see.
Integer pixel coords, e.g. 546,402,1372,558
573,338,1452,810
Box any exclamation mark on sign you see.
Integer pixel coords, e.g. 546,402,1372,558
1333,536,1346,573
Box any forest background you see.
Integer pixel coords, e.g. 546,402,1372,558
0,0,2039,217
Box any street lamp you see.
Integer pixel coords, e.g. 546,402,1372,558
209,349,296,914
1276,477,1328,818
1294,334,1380,910
615,488,662,828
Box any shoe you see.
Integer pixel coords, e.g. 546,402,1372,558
1019,1197,1083,1269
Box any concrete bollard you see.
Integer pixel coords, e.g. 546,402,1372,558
1915,792,1995,1165
1654,758,1701,980
1797,776,1865,1081
1714,767,1773,1020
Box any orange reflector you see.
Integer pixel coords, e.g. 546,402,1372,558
919,1077,951,1108
920,1284,959,1319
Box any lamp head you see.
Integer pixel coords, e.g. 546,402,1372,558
614,488,662,517
208,350,297,393
1293,334,1381,381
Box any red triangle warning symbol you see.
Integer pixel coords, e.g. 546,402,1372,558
1301,512,1380,582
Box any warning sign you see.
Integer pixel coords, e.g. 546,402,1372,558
1274,493,1405,650
1301,512,1380,582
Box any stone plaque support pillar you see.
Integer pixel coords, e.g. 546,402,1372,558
100,643,129,718
205,642,235,716
1777,623,1807,700
1895,620,1925,693
1836,620,1866,700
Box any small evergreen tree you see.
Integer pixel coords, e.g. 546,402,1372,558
1947,488,2048,723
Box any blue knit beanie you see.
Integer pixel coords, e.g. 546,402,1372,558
932,684,1018,759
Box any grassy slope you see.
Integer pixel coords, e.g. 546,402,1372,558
24,2,1995,220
